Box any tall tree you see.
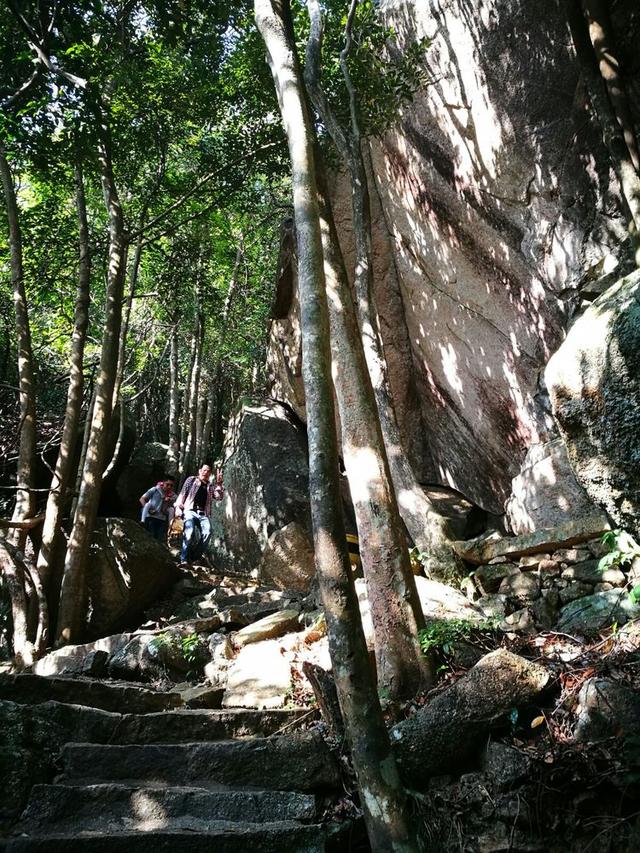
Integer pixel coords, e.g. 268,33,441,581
56,120,127,644
36,155,91,615
303,0,463,581
0,149,37,548
255,0,419,847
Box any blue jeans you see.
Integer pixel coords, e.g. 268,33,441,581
144,516,167,541
180,510,211,562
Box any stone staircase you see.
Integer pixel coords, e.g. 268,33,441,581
0,675,340,852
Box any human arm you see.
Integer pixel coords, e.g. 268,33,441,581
174,477,192,517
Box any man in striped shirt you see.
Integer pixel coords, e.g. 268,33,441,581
175,464,224,563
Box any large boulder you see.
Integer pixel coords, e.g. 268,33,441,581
546,269,640,537
258,521,316,592
505,439,608,534
85,518,178,638
390,649,550,785
209,401,312,573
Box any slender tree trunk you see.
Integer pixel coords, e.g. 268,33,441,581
581,0,640,172
0,149,37,550
255,2,419,849
195,377,208,463
102,225,143,481
315,161,433,696
567,0,640,236
168,320,180,476
182,299,203,474
56,123,127,645
0,540,34,666
200,377,216,464
179,297,200,476
36,158,91,603
304,0,462,582
70,378,97,521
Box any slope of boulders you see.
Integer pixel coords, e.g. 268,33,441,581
5,513,640,850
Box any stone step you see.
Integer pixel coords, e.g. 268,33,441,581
116,707,310,742
1,822,325,853
60,733,339,793
19,783,316,831
0,674,181,714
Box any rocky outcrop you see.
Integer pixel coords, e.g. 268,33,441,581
258,522,316,592
85,518,178,638
546,269,640,537
209,402,312,573
505,439,609,535
264,0,638,530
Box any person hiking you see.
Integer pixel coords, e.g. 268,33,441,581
139,475,176,542
174,464,224,564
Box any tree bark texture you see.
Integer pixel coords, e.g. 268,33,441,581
56,124,126,645
255,1,419,849
315,157,433,697
36,158,91,595
581,0,640,172
0,539,35,666
0,150,37,549
168,320,181,475
304,0,463,583
567,0,640,236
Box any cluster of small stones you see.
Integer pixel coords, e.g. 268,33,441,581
461,538,636,634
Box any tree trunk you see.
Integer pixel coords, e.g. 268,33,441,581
0,149,37,550
36,157,91,598
195,379,208,463
567,0,640,236
168,320,180,476
0,540,34,666
304,0,462,583
315,154,433,697
102,222,144,482
255,2,419,849
581,0,640,172
56,123,127,645
181,298,203,475
200,377,216,464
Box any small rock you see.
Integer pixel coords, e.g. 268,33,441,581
476,594,508,620
223,639,292,709
574,678,640,741
499,572,540,606
554,548,591,564
488,556,508,565
232,609,302,649
588,540,611,559
474,563,519,594
391,649,549,784
557,589,640,634
561,559,625,585
500,608,535,634
531,592,559,629
484,742,532,790
559,581,593,605
520,554,547,568
81,650,109,678
594,582,614,593
538,558,561,576
208,633,233,662
178,683,225,709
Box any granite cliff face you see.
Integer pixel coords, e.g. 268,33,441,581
266,0,640,529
